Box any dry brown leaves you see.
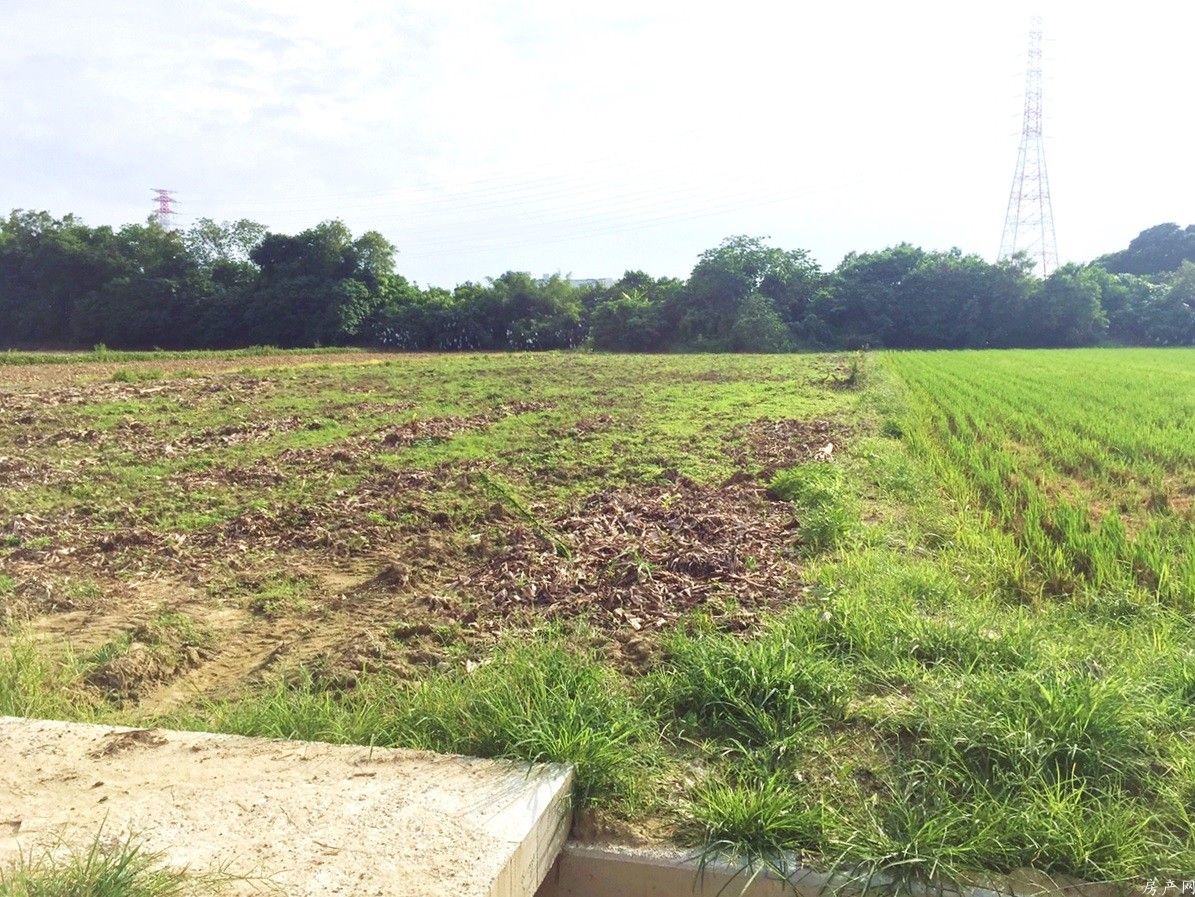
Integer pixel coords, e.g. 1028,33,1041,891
4,404,842,646
197,466,468,557
97,415,321,461
452,476,799,630
3,375,273,416
558,415,615,439
0,454,62,488
376,402,554,448
347,400,417,416
379,415,494,448
727,418,849,476
164,438,386,493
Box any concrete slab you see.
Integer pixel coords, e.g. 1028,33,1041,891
0,717,572,897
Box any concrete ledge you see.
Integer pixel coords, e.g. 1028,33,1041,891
535,843,1134,897
0,716,572,896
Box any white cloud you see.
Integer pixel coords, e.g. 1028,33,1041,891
1,0,1192,284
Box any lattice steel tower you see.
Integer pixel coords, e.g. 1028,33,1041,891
151,188,179,230
998,22,1058,276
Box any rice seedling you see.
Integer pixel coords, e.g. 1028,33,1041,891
887,348,1195,605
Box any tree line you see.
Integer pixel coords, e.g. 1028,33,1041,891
1,210,1192,352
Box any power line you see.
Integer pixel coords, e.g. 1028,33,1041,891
396,178,862,260
207,164,780,221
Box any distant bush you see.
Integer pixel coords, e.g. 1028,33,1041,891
729,293,790,352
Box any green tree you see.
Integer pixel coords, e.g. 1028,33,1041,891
1099,223,1195,276
70,221,208,348
0,211,124,346
674,236,820,347
590,288,664,351
491,273,585,349
1031,265,1108,347
729,292,790,352
184,218,267,268
1083,266,1158,344
244,220,395,346
1142,262,1195,345
893,251,1035,348
811,244,925,347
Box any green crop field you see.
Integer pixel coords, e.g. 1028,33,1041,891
892,349,1195,603
1,347,1193,890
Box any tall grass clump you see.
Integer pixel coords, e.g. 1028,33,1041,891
685,771,826,873
190,630,654,810
0,636,93,720
0,832,216,897
850,660,1195,881
905,667,1154,791
769,463,858,555
646,618,852,758
805,550,1040,688
396,634,655,807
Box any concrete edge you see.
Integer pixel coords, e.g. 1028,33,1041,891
487,766,574,897
1,717,577,897
534,843,1140,897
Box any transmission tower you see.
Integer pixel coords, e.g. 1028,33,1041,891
151,188,179,230
998,21,1058,276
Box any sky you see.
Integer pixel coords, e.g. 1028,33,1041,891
2,1,1192,287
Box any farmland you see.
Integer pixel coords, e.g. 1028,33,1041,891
1,347,1193,888
892,349,1195,603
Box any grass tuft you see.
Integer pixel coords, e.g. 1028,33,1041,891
647,619,851,756
188,630,652,810
905,667,1154,791
769,464,858,555
0,831,214,897
685,772,824,869
0,636,92,720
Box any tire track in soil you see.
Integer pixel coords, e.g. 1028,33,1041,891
133,568,424,715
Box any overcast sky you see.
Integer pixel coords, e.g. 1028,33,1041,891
2,1,1192,286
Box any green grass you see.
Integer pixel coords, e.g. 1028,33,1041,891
3,347,1193,888
0,637,93,720
222,573,317,618
686,772,826,871
648,616,852,754
769,464,858,555
110,368,166,383
0,831,219,897
182,630,654,809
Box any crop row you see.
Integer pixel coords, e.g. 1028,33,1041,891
887,349,1195,604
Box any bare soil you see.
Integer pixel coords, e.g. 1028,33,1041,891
0,350,403,386
1,356,851,714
